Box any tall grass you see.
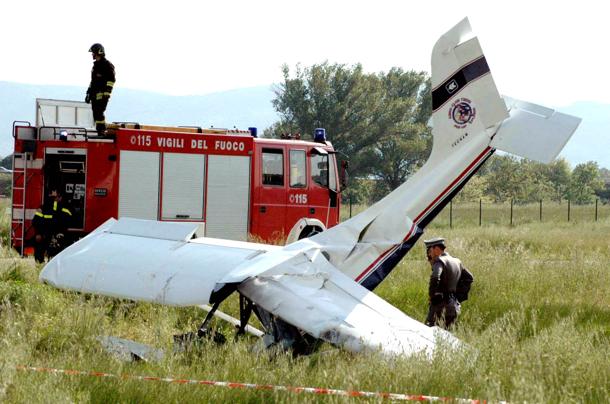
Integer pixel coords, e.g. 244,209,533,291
0,205,608,402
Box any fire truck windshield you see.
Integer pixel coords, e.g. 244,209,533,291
311,154,329,188
328,154,338,192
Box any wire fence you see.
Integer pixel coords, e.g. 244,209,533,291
344,199,610,227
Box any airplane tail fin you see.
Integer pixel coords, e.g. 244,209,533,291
428,17,508,162
429,18,580,164
308,18,581,290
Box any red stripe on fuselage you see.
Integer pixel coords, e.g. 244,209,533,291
354,146,493,283
354,223,416,282
414,146,492,223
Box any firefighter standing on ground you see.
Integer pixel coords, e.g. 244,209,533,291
85,43,115,136
32,190,72,263
424,237,473,329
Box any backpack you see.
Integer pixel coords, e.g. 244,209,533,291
455,267,474,302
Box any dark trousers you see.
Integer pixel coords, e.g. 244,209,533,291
425,297,461,329
33,234,65,263
33,235,49,263
92,98,109,135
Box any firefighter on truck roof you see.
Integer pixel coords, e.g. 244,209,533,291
85,43,115,136
32,189,72,263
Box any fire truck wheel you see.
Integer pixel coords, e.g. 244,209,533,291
298,226,323,240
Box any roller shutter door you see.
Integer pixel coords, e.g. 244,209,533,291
161,153,205,220
206,155,250,240
119,151,160,219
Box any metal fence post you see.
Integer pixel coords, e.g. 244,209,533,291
349,195,353,218
539,199,542,222
510,198,513,226
479,198,482,226
568,199,571,222
595,198,598,222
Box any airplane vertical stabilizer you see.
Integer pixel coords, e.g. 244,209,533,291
307,18,580,290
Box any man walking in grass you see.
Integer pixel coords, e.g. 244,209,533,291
424,237,473,329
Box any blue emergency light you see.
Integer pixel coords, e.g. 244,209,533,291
314,128,326,143
248,127,258,138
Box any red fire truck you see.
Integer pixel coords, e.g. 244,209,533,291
10,99,343,255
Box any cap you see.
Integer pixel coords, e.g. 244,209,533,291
424,237,446,249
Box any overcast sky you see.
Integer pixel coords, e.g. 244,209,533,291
0,0,606,107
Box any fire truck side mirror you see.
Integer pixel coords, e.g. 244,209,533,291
340,160,349,191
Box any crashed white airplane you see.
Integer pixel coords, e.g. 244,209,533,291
40,18,580,357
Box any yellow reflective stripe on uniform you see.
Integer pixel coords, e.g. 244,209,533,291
61,208,72,216
106,81,115,87
53,201,58,211
103,92,111,97
96,93,103,100
95,120,106,124
43,214,53,219
34,212,44,217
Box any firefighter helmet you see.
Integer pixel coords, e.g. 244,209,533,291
89,43,105,55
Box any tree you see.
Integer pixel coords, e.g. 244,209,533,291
519,160,555,202
599,167,610,183
0,154,11,170
0,173,10,197
544,158,571,202
482,156,576,203
359,69,432,192
271,62,370,168
484,155,528,202
567,161,604,204
270,63,432,195
596,167,610,202
454,174,488,202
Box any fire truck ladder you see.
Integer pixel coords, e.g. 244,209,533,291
11,152,30,256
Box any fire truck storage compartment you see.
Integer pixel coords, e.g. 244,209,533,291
119,150,160,220
161,153,205,220
205,155,251,241
118,151,250,240
44,148,87,230
36,98,94,129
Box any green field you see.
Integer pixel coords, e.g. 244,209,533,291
344,200,610,226
1,203,609,402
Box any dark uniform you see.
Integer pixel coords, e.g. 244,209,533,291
424,238,470,329
86,43,115,135
32,198,72,263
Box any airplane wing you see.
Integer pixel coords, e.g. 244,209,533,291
40,217,458,357
40,218,280,306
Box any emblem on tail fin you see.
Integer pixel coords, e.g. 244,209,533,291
445,79,459,94
449,98,476,128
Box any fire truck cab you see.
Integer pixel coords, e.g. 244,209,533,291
10,99,342,255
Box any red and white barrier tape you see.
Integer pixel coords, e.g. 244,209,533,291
16,365,497,402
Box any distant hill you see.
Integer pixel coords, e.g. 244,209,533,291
0,81,279,157
1,81,607,168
